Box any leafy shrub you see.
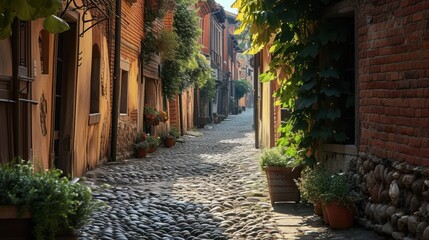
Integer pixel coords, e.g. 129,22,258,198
0,160,99,240
259,147,301,169
297,167,330,203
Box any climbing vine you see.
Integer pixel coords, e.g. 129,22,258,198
161,0,211,99
234,0,354,166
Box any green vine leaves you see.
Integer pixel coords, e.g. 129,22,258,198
234,0,354,165
0,0,69,39
161,0,211,99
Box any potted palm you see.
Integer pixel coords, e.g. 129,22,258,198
260,147,302,205
321,172,358,228
0,160,99,240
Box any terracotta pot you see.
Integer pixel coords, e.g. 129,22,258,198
148,146,157,153
322,203,330,225
314,202,323,216
164,137,176,148
135,148,148,158
324,202,355,229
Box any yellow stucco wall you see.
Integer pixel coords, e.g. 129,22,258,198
258,47,275,149
28,7,111,176
30,19,54,170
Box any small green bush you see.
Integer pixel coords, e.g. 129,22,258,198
259,147,301,169
0,160,99,240
297,167,330,204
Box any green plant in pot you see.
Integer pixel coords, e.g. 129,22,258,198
320,172,358,229
260,147,302,205
159,130,175,148
146,135,160,153
0,160,99,240
134,141,150,158
297,167,330,216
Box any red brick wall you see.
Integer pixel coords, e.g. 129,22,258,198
169,95,180,131
122,0,144,61
202,14,210,56
163,10,174,31
357,0,429,166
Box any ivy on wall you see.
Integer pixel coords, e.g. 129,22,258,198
161,0,211,99
234,0,354,166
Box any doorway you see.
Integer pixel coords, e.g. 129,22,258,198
53,22,77,175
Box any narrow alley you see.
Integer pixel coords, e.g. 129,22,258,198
78,109,379,240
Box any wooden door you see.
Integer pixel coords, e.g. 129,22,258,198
53,22,77,175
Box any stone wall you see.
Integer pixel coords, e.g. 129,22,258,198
116,115,138,160
348,152,429,239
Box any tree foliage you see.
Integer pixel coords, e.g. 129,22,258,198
234,79,251,100
0,0,69,39
200,77,217,103
234,0,354,166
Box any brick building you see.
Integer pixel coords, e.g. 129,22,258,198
255,0,429,237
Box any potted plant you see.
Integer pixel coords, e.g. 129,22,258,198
297,167,330,216
144,104,158,120
134,141,149,158
146,135,160,153
260,147,302,205
0,160,99,240
320,172,358,229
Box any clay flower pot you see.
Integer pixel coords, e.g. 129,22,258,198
148,146,157,153
324,202,355,229
322,203,330,225
164,137,176,148
314,202,323,216
135,148,148,158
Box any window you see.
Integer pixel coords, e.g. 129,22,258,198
38,30,50,74
321,16,356,145
90,44,100,114
120,70,128,114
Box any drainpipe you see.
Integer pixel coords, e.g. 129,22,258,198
178,93,184,136
253,53,259,149
110,0,122,162
12,20,20,157
194,83,199,127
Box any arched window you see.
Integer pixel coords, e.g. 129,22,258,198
90,44,101,114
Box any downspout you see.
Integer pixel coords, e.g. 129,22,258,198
178,93,184,135
110,0,122,162
12,20,20,157
253,53,259,149
194,84,199,127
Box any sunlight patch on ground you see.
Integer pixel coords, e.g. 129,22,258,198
219,139,244,144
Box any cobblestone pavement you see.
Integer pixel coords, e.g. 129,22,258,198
79,109,381,240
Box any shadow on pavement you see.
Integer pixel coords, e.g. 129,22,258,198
272,203,385,240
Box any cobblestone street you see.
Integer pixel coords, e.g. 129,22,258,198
78,109,380,240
